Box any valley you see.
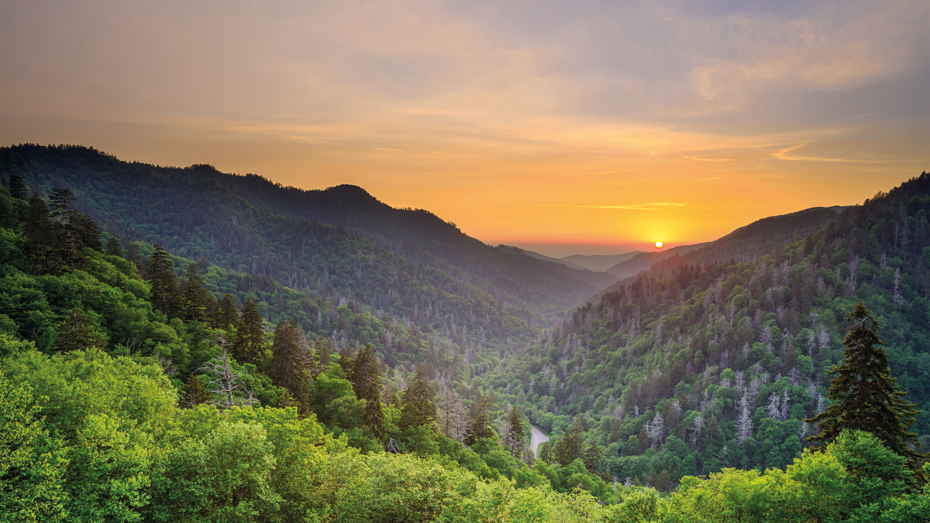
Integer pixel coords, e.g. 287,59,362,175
2,145,928,521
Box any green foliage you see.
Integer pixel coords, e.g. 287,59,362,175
399,364,436,430
807,302,925,467
233,297,265,367
51,307,107,353
0,374,68,522
179,374,212,408
349,346,386,442
146,245,182,319
269,320,310,414
485,173,930,487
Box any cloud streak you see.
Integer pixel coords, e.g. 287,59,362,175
1,0,927,252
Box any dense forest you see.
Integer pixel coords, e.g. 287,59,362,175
1,145,928,522
486,174,930,487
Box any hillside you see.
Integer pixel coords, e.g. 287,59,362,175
2,153,928,520
483,173,930,484
0,144,616,352
606,244,706,280
563,252,643,273
495,245,589,271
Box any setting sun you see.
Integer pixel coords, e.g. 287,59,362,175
656,241,663,248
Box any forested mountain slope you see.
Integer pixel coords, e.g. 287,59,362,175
606,244,706,280
565,252,643,273
2,154,928,521
0,144,613,332
483,173,930,485
495,245,590,271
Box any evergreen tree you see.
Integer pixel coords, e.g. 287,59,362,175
104,236,123,258
181,263,214,323
47,188,84,270
0,187,18,229
233,298,265,366
464,393,494,445
179,374,212,408
23,194,58,274
537,441,555,464
502,405,526,460
145,244,181,318
582,439,603,473
349,345,385,442
214,293,239,330
7,174,27,200
269,321,310,414
72,211,102,253
806,302,926,470
399,364,436,429
51,308,107,353
554,418,585,466
125,242,143,270
315,337,332,371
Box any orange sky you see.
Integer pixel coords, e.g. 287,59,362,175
2,1,928,257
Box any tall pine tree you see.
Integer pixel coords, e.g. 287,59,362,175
464,393,494,445
806,302,926,470
7,174,27,200
214,293,239,330
23,194,57,274
269,321,310,414
47,188,84,270
233,298,265,366
180,263,214,323
104,236,123,258
349,346,385,443
51,308,107,353
145,245,181,318
399,364,436,430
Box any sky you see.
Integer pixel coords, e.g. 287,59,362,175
2,0,928,258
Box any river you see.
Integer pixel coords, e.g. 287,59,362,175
530,425,549,457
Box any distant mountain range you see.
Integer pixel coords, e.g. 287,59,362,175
0,145,616,337
560,252,643,273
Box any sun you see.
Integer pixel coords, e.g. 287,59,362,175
655,241,663,248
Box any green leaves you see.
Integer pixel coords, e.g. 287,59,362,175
0,374,68,523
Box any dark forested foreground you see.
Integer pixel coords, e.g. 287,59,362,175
2,151,930,521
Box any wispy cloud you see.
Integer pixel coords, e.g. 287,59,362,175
0,0,926,250
770,143,902,164
530,202,688,211
685,156,734,163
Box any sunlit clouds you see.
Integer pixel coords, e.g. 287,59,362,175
2,0,928,256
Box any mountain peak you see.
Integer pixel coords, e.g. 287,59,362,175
322,184,380,205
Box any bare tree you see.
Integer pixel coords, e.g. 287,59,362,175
437,386,468,443
200,337,255,410
779,389,791,421
645,412,665,449
736,392,753,445
690,414,704,448
765,393,782,420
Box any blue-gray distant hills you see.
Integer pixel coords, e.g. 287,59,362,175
605,245,706,280
561,252,642,273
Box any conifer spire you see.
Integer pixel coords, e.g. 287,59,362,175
399,364,436,430
51,308,106,353
349,345,385,442
233,298,265,366
806,302,925,469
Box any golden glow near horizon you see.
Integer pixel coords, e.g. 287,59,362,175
1,1,928,257
656,242,663,248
